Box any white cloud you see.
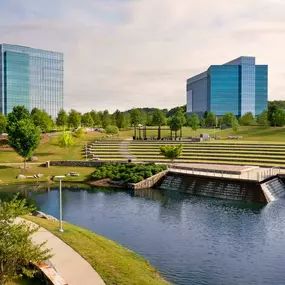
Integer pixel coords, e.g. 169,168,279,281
0,0,285,113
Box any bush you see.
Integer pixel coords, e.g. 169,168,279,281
90,163,167,184
105,125,119,135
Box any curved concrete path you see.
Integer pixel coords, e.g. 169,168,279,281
18,218,105,285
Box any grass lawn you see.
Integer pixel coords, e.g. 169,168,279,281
24,216,170,285
0,165,94,185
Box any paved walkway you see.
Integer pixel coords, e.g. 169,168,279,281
18,218,105,285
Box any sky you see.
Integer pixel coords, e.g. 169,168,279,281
0,0,284,113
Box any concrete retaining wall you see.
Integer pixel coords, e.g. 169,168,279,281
47,160,128,168
160,172,266,203
128,170,168,190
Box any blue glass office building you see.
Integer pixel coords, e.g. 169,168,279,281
0,44,64,118
186,57,268,117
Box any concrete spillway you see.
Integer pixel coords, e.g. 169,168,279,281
160,172,267,203
260,177,285,202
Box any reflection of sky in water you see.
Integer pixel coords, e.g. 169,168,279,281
2,185,285,285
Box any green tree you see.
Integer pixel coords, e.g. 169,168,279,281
146,113,153,126
31,108,54,133
7,106,30,132
56,109,68,129
130,108,146,126
68,109,81,129
90,110,102,127
200,118,206,128
268,104,285,126
152,109,166,126
58,131,75,148
232,119,240,133
257,110,269,126
81,112,94,127
239,112,255,126
106,125,119,135
220,112,237,127
102,110,112,129
0,194,51,285
117,112,130,129
8,119,41,169
159,144,183,164
272,108,285,126
187,113,200,131
205,112,216,127
0,113,7,133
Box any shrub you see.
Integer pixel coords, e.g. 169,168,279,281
105,125,119,135
90,163,167,184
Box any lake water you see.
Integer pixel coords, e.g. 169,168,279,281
1,184,285,285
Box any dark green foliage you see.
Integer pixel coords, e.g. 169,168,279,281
7,106,30,132
102,110,112,129
187,113,199,130
0,194,52,284
81,112,94,127
205,112,216,127
239,112,255,126
31,108,54,132
56,108,68,129
0,113,7,133
152,109,166,126
130,108,147,126
90,163,167,184
68,109,81,128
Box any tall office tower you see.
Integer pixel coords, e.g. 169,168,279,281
186,56,268,117
0,44,64,118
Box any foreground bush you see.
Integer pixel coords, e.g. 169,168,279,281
90,163,167,184
0,194,51,284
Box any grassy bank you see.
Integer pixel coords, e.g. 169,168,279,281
24,216,170,285
0,165,94,185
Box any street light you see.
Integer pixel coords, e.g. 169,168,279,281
55,175,65,233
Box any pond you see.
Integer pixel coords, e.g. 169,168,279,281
1,184,285,285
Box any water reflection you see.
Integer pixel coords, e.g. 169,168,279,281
0,184,283,285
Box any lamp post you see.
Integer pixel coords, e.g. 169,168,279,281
55,176,65,232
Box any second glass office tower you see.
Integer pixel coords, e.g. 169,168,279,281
186,56,268,117
0,44,64,118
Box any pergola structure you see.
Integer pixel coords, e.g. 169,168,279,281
133,126,183,140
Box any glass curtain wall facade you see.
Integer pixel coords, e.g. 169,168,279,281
186,56,268,117
0,44,63,118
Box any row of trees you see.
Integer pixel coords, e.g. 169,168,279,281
1,102,285,135
0,105,187,133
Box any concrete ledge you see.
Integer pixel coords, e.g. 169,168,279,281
128,170,168,190
33,261,68,285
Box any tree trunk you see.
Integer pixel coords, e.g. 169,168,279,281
24,159,26,170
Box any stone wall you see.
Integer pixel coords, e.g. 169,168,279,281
47,160,127,168
128,171,168,190
160,172,266,203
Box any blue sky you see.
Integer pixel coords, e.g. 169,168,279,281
0,0,285,112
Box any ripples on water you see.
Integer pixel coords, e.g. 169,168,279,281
1,184,285,285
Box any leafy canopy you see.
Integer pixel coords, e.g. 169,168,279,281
159,144,183,163
106,125,119,135
0,113,7,133
58,131,75,147
56,108,68,128
239,112,255,126
0,194,52,284
187,113,200,131
8,119,41,164
31,108,54,133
